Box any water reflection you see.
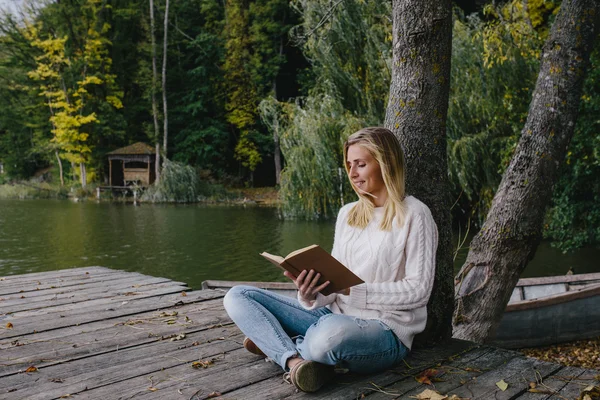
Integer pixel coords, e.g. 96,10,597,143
0,199,598,288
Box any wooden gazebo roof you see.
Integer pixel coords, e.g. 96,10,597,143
107,142,155,156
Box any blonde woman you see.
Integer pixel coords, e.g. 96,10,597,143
224,127,438,392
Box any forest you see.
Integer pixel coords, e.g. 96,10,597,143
0,0,598,253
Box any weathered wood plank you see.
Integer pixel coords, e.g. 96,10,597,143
0,285,198,340
0,296,227,376
225,339,480,400
446,355,560,399
364,346,511,400
517,366,588,400
1,278,186,314
70,349,277,400
0,274,174,302
550,369,600,400
0,266,112,282
0,270,148,296
0,326,244,400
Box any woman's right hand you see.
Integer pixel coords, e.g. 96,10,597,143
284,269,330,302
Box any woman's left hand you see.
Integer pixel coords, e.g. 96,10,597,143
284,269,330,302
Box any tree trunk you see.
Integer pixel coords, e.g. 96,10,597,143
149,0,161,183
55,150,64,187
453,0,599,343
162,0,169,162
384,0,454,344
272,38,283,186
80,162,87,188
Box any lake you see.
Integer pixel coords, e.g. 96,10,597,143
0,199,598,289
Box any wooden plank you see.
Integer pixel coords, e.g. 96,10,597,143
0,296,227,376
0,267,124,290
516,272,600,287
0,289,219,340
446,355,559,399
225,339,480,400
0,270,149,296
0,272,182,301
0,266,112,282
363,346,512,400
1,283,189,336
551,369,600,400
516,366,588,400
0,326,245,400
69,349,278,400
1,278,186,314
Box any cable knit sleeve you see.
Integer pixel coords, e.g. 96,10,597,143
297,203,353,310
345,203,438,310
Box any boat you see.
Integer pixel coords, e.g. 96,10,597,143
202,272,600,349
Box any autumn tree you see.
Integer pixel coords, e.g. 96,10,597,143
453,0,599,343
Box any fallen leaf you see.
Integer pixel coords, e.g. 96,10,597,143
6,322,13,329
415,369,443,385
529,382,536,389
496,379,509,391
25,366,38,373
171,333,186,341
409,388,447,400
181,291,187,297
191,359,215,369
148,387,158,392
206,392,221,398
167,320,176,325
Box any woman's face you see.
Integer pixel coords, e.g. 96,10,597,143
346,144,387,206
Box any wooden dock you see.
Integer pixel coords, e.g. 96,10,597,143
1,267,598,399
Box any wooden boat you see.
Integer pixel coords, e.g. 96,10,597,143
202,272,600,349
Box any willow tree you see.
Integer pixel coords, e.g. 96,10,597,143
453,0,599,343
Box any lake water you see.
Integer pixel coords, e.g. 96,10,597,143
0,199,598,289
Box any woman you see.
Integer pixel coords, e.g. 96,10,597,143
223,127,438,392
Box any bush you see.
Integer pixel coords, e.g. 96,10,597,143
142,160,202,203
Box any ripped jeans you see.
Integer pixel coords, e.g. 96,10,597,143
223,285,409,373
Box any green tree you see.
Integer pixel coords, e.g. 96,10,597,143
224,0,262,180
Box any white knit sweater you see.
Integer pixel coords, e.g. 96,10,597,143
298,196,438,349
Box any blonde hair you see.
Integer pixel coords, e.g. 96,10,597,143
343,127,407,230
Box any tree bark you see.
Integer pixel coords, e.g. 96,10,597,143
385,0,454,344
273,38,283,186
453,0,599,343
80,162,87,188
149,0,161,183
55,150,64,187
162,0,169,162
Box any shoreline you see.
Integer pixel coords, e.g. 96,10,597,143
0,182,281,206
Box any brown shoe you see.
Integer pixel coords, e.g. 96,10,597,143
243,337,265,357
287,359,335,393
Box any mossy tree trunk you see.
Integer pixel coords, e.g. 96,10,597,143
453,0,599,343
384,0,454,344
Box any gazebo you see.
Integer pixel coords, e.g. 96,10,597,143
107,142,156,187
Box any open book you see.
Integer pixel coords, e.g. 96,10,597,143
260,244,364,296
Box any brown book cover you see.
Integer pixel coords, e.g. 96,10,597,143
260,244,364,296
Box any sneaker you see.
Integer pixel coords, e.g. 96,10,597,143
243,337,265,357
287,359,335,392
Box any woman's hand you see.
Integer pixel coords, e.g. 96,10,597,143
284,269,330,302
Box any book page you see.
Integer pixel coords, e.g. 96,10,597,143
285,244,318,260
260,252,285,264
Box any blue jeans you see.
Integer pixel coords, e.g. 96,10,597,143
223,285,409,373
